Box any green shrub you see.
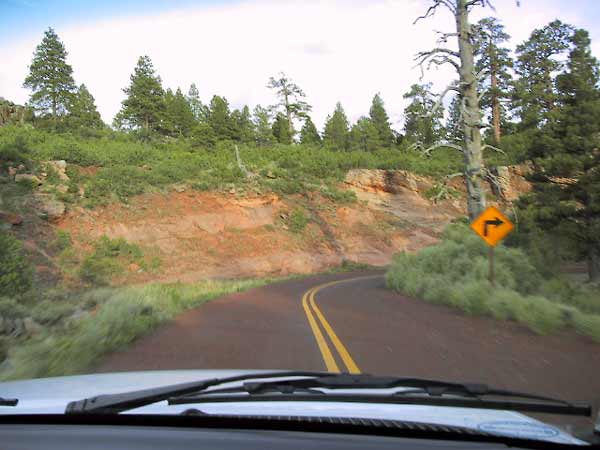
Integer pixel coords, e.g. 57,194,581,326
320,186,357,203
0,231,32,294
386,223,600,341
78,236,144,285
0,296,28,319
572,312,600,343
288,209,310,233
78,255,122,285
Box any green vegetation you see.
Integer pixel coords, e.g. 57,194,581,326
386,224,600,341
0,230,33,294
0,279,272,380
288,209,310,233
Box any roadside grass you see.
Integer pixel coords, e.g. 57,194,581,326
0,279,272,381
385,223,600,342
0,259,380,381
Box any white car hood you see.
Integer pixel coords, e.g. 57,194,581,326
0,369,587,445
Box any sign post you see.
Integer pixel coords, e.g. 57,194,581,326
470,206,514,286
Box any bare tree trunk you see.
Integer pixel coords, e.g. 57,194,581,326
284,91,294,137
456,0,486,220
490,53,501,145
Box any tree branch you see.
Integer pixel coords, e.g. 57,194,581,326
482,144,506,154
423,142,464,155
413,2,441,24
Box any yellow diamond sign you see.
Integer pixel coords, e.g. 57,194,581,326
470,206,514,247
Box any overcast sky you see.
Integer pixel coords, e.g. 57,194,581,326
1,0,599,130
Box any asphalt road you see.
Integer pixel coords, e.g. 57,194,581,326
96,270,600,421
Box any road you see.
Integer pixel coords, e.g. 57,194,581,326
96,270,600,418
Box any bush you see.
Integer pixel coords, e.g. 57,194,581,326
288,209,310,233
78,236,144,285
386,223,600,342
0,231,32,294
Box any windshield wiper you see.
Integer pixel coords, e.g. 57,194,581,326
0,397,18,406
169,374,591,417
66,372,591,417
65,371,334,414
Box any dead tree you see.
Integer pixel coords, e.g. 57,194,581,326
414,0,498,220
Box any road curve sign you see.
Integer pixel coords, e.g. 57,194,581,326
470,206,514,247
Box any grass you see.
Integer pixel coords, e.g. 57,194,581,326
0,279,272,381
0,125,493,208
385,223,600,343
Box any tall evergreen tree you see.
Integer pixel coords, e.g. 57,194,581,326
402,83,445,147
23,27,76,120
323,102,350,151
299,116,321,146
445,95,463,142
231,105,254,143
267,72,311,139
522,29,600,281
162,87,195,136
206,95,235,140
67,84,103,129
187,83,206,122
473,17,513,144
369,93,394,147
512,20,574,130
272,113,293,144
350,117,379,152
115,55,165,131
253,105,274,147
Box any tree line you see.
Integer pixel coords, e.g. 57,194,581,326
11,7,600,279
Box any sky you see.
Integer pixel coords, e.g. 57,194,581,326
1,0,599,130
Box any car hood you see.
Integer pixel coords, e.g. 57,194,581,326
0,369,586,445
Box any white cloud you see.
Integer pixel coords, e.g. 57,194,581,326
1,0,598,131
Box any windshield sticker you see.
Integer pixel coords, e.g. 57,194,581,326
478,421,560,439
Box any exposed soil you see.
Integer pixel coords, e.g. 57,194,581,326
57,183,466,283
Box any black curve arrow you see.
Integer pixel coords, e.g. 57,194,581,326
483,217,504,237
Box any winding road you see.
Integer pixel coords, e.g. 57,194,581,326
96,270,600,419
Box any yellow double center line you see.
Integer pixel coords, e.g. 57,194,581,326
302,275,381,374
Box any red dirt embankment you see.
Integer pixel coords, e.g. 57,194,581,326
57,167,529,283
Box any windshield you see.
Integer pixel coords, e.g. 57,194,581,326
1,0,599,443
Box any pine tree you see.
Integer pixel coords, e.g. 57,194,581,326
473,17,513,144
272,113,292,144
267,72,311,140
402,83,445,147
66,84,103,129
323,102,350,151
187,83,206,122
23,27,76,121
206,95,235,140
349,117,379,152
446,95,463,142
115,55,165,131
522,29,600,281
512,20,574,130
231,105,254,143
369,93,394,147
299,116,321,146
162,87,195,137
253,105,274,147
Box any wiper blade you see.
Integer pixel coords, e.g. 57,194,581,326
170,393,591,417
0,397,18,407
65,371,333,414
168,374,592,417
